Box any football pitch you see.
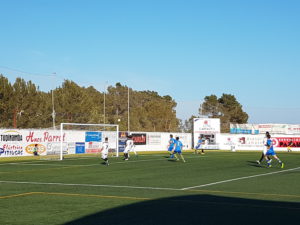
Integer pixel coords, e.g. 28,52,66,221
0,151,299,225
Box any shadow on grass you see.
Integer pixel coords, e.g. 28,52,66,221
246,160,264,168
64,194,300,225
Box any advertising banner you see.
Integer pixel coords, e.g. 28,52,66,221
194,118,220,134
76,142,85,154
218,134,300,151
0,130,24,157
118,132,128,152
258,124,288,134
193,118,220,147
85,142,101,153
25,143,47,155
230,124,259,134
231,123,300,135
132,133,147,145
85,132,102,142
147,133,161,145
286,125,300,135
272,137,300,148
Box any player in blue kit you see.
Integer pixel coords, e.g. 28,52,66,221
194,136,205,155
172,137,186,162
167,134,176,158
264,134,284,168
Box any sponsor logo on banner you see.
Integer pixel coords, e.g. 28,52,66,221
0,130,24,157
26,131,66,143
0,145,23,157
238,136,263,148
68,142,76,154
194,118,220,134
132,133,147,145
25,144,46,154
230,124,259,134
0,130,23,142
273,137,300,148
85,132,102,142
86,142,101,153
46,142,68,155
76,142,85,154
224,137,235,146
148,133,161,145
118,132,128,152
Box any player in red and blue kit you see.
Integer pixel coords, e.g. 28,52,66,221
172,137,186,162
167,134,176,158
264,134,284,168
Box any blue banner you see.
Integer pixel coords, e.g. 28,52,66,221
118,132,128,152
75,142,85,154
85,132,102,142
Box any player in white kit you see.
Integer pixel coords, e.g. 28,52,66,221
100,137,109,166
257,132,271,165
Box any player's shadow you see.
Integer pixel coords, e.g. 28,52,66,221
247,160,263,167
63,194,300,225
167,159,178,162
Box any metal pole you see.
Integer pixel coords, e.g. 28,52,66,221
128,86,130,132
60,123,63,160
52,73,56,129
103,83,106,124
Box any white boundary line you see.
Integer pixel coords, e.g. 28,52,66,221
181,167,300,190
1,167,299,192
0,159,167,167
0,156,201,167
0,180,180,191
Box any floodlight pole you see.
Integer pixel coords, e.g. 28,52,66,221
52,73,56,129
128,86,130,133
104,90,105,124
103,82,107,124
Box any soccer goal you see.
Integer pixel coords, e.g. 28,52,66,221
58,123,119,160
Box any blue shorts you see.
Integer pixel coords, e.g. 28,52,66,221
266,149,275,156
168,146,174,151
195,145,202,149
174,150,182,154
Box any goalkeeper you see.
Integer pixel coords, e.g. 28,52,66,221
124,135,137,160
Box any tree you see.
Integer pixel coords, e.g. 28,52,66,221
0,75,14,127
200,94,248,132
181,115,197,133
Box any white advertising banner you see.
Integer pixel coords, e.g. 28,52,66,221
194,118,221,135
231,123,300,135
217,134,300,151
193,118,220,147
0,129,192,157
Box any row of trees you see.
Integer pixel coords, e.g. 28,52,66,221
0,75,178,131
0,74,248,132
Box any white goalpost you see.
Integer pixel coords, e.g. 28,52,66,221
59,123,119,160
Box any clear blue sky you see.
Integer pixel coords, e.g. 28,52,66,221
1,0,300,123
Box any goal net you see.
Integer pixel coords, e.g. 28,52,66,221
54,123,119,160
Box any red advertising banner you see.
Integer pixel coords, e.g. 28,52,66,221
132,133,147,145
273,137,300,148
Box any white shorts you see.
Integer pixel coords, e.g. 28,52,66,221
124,148,129,153
263,146,267,155
101,153,108,159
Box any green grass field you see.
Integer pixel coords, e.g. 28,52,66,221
1,151,299,225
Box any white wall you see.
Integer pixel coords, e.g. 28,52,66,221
0,129,192,157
